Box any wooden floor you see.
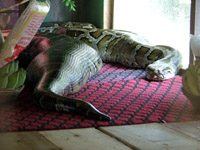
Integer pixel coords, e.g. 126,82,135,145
0,121,200,150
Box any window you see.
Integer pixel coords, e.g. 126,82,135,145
113,0,192,68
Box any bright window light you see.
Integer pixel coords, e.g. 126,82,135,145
114,0,191,68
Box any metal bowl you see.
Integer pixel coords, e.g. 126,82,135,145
0,86,24,104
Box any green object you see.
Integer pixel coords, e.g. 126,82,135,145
0,62,10,77
7,71,20,89
0,76,8,89
7,61,19,76
62,0,76,11
0,61,18,77
15,68,26,89
0,61,26,89
0,29,5,51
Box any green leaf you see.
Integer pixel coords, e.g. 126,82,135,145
63,0,76,11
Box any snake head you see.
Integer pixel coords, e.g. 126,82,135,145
145,63,177,80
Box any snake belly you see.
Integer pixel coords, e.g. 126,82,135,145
18,32,111,121
39,22,182,80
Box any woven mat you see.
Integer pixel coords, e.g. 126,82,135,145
0,63,200,132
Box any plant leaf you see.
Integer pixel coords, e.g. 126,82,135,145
63,0,76,11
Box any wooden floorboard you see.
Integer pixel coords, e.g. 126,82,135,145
100,122,200,150
0,131,60,150
0,121,200,150
166,121,200,141
39,128,132,150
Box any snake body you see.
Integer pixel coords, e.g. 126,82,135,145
39,22,182,80
18,32,111,120
18,22,182,120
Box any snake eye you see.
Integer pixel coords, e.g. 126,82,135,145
168,70,172,74
162,67,173,75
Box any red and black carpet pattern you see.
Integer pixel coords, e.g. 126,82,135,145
0,63,200,132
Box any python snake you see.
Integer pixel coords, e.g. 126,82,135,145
17,22,182,120
39,22,182,80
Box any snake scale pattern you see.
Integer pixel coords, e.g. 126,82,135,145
39,22,182,80
18,22,182,121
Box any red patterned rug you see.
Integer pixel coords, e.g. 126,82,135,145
0,63,200,132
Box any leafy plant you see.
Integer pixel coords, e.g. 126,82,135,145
62,0,76,11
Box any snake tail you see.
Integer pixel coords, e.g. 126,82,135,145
33,87,111,121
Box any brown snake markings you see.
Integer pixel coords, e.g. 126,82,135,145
40,22,182,81
20,22,182,120
39,22,182,80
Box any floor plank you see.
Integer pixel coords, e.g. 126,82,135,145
39,128,132,150
1,122,200,150
0,131,60,150
166,121,200,141
99,123,200,150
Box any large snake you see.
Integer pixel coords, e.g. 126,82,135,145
17,22,182,121
39,22,182,80
18,32,111,121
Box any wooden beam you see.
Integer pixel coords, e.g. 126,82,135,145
190,0,196,35
0,10,23,13
103,0,114,29
190,0,200,64
0,0,29,13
